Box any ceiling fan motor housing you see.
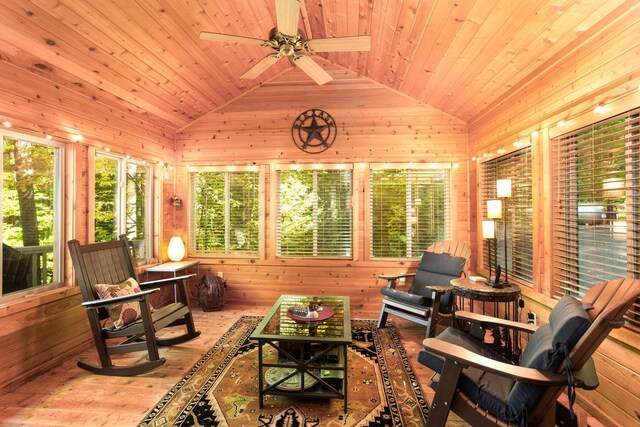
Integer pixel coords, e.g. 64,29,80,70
268,27,309,55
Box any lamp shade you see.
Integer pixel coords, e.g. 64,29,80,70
167,235,185,262
496,179,512,198
482,220,495,239
487,199,502,219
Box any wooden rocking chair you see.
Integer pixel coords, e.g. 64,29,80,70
419,277,640,426
68,235,200,376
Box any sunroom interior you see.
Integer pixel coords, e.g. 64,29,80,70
1,0,639,425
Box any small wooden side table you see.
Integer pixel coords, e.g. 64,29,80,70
145,260,200,302
450,278,522,359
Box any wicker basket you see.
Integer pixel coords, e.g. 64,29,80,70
198,273,227,311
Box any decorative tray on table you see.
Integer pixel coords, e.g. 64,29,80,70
286,305,335,322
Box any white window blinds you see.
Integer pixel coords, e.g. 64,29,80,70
190,170,260,256
553,107,640,332
370,167,449,259
481,148,533,285
277,168,352,258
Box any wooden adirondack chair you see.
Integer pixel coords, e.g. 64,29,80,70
419,277,640,426
377,240,471,337
68,235,200,376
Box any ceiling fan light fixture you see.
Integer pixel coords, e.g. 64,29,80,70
280,43,296,56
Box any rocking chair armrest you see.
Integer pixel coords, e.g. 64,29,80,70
424,285,450,294
454,311,539,334
422,338,567,386
379,273,416,289
140,274,196,287
82,288,160,309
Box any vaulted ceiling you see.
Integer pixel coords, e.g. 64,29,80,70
0,0,630,133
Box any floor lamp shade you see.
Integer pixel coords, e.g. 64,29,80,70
167,235,186,262
482,220,495,239
497,179,512,198
487,199,502,219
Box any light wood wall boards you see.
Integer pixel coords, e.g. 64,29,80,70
175,66,470,311
468,7,640,425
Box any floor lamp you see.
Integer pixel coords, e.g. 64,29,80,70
487,199,503,284
496,179,512,285
482,220,496,278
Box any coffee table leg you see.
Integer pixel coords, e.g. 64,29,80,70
258,340,264,408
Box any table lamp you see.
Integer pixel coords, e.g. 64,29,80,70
167,235,186,262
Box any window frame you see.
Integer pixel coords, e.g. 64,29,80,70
368,163,452,260
1,130,65,297
274,163,354,260
188,165,263,258
92,151,153,263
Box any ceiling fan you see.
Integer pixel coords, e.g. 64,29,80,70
199,0,371,85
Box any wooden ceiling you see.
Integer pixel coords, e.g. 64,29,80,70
0,0,630,133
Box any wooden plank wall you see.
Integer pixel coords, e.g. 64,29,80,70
468,6,640,425
0,61,176,390
174,65,470,313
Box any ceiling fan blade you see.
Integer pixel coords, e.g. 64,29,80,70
199,31,267,46
292,55,332,85
241,54,281,79
306,35,371,52
275,0,300,36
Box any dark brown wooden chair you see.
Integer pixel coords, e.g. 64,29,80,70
377,240,471,337
419,277,640,427
68,235,200,376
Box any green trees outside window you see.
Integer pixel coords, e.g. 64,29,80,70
371,168,449,258
191,170,260,256
94,153,150,263
2,134,62,295
277,169,352,257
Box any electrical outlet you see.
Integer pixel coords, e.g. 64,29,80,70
527,311,537,325
217,271,224,278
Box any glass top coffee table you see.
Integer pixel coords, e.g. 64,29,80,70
250,295,351,411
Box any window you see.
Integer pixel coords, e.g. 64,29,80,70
554,107,640,331
2,132,63,295
277,167,352,258
370,165,449,258
481,148,533,284
190,168,260,256
94,152,151,263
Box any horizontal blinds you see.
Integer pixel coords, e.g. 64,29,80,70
370,168,449,259
553,107,640,331
190,171,259,256
481,148,533,284
277,169,352,258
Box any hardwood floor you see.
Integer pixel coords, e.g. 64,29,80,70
0,305,463,426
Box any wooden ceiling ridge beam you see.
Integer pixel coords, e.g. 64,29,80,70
0,3,189,126
175,64,295,135
468,0,640,130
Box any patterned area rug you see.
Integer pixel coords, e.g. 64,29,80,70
139,316,428,426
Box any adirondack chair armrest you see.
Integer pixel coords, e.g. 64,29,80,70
454,310,539,335
379,273,416,289
422,338,568,386
82,288,160,309
424,285,450,295
140,274,196,287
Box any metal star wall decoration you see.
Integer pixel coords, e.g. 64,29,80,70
291,109,337,153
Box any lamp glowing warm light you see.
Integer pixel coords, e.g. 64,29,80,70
167,235,186,262
482,220,495,239
496,179,512,198
487,199,502,219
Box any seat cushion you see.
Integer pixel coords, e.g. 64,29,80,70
380,287,427,306
95,277,151,328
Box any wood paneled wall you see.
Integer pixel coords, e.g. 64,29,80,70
0,61,176,389
174,65,470,312
468,8,640,425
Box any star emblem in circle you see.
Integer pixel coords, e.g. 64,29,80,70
291,109,337,154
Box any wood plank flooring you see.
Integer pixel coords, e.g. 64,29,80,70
0,304,466,426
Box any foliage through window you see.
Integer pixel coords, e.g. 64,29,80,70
277,168,352,258
190,169,260,256
554,108,640,331
94,153,151,263
2,133,63,295
481,148,533,285
370,166,449,258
